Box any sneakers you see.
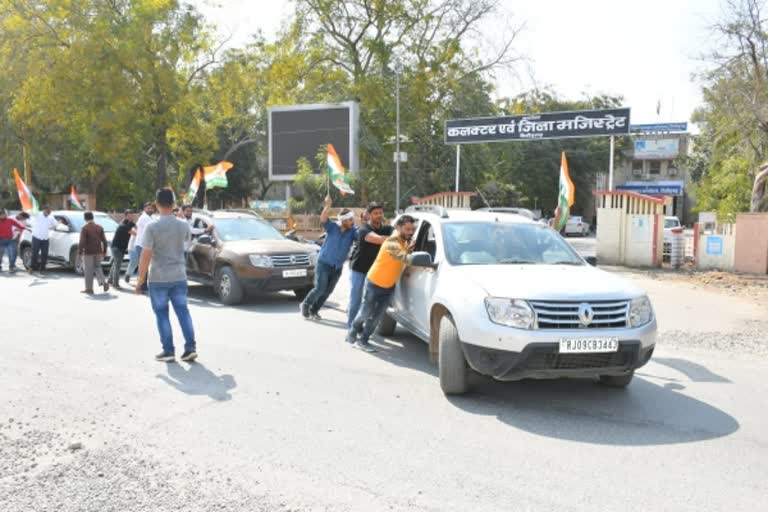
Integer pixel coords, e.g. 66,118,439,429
310,312,322,321
124,275,131,284
180,351,198,362
345,331,358,344
300,302,310,319
354,341,377,353
103,282,110,293
155,352,175,362
80,289,94,295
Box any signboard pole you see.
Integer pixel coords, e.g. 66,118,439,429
455,145,461,192
608,135,615,191
395,68,401,210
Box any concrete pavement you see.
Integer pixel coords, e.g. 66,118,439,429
1,268,767,511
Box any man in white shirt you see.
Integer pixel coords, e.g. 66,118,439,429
30,206,58,272
125,202,154,284
181,204,213,257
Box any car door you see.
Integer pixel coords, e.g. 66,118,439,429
188,217,217,279
49,215,74,262
398,220,440,338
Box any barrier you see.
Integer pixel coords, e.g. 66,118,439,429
696,223,736,272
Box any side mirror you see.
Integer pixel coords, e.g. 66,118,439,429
197,234,215,246
55,223,69,233
585,256,597,266
409,251,437,268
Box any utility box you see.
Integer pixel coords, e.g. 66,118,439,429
594,191,666,267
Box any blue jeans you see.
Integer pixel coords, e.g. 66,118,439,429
125,246,142,278
302,261,342,314
347,270,367,328
349,280,394,344
148,280,196,354
0,239,17,269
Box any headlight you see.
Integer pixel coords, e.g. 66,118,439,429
309,251,319,266
628,295,653,327
249,254,273,268
484,298,535,329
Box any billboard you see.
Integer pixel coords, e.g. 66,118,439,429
633,139,679,159
445,107,630,144
269,102,359,181
616,180,684,196
630,122,688,133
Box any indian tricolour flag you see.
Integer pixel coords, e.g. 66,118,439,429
554,152,575,231
327,144,354,195
13,168,39,214
203,161,234,189
69,185,84,210
186,168,202,202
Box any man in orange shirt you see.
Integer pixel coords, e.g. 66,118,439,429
346,215,416,352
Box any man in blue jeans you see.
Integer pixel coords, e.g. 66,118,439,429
300,194,358,321
136,189,197,363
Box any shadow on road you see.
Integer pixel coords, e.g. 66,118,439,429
374,329,739,446
157,362,236,401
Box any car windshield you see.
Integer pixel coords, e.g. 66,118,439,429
68,215,120,232
442,221,583,266
214,217,284,242
664,218,680,228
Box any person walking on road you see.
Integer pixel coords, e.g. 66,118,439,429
9,211,30,271
109,209,136,289
347,215,416,352
136,189,197,363
30,206,58,272
125,202,154,285
79,211,109,294
0,208,29,272
347,202,392,328
300,195,358,321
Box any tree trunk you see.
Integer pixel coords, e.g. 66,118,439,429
751,163,768,212
156,128,169,191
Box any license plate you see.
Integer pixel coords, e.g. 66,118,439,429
559,337,619,354
282,269,307,278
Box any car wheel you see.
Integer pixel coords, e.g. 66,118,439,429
215,266,244,305
293,286,312,301
21,245,33,270
376,311,397,336
598,371,634,388
70,247,84,275
438,316,468,395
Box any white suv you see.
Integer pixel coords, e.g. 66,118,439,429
19,210,126,274
379,206,657,395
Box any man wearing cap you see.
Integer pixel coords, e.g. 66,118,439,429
300,194,358,321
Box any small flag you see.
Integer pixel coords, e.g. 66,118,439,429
186,168,202,202
554,152,575,231
203,161,233,189
13,168,39,214
69,185,84,210
327,144,354,195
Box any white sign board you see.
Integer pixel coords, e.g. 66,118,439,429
634,139,680,159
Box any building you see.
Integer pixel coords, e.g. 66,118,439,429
612,126,694,224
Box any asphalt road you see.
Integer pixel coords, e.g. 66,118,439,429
1,268,766,511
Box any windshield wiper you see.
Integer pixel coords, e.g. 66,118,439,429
499,259,536,264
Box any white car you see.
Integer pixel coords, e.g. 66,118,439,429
379,206,657,395
563,215,590,236
663,216,681,256
19,210,127,274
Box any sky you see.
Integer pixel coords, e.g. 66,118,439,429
194,0,725,127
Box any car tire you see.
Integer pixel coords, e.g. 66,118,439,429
438,316,468,395
293,287,312,301
215,266,244,305
598,371,634,388
70,247,84,275
377,311,397,336
20,244,33,270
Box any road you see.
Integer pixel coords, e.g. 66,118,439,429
1,267,767,511
565,233,596,258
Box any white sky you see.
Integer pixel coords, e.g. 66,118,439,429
195,0,725,126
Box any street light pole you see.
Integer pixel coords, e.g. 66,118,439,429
395,59,402,210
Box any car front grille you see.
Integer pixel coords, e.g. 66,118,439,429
270,253,311,267
527,350,631,370
530,300,629,329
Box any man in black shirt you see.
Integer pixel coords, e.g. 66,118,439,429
347,202,393,328
109,209,136,289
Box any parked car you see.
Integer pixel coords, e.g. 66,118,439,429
378,206,657,395
19,210,127,274
186,211,319,304
563,215,591,236
663,216,682,256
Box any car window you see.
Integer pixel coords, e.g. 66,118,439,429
664,218,680,229
569,216,582,223
67,215,119,232
414,221,437,260
442,221,582,266
214,217,284,242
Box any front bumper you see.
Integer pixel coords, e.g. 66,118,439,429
463,340,654,381
239,268,315,292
